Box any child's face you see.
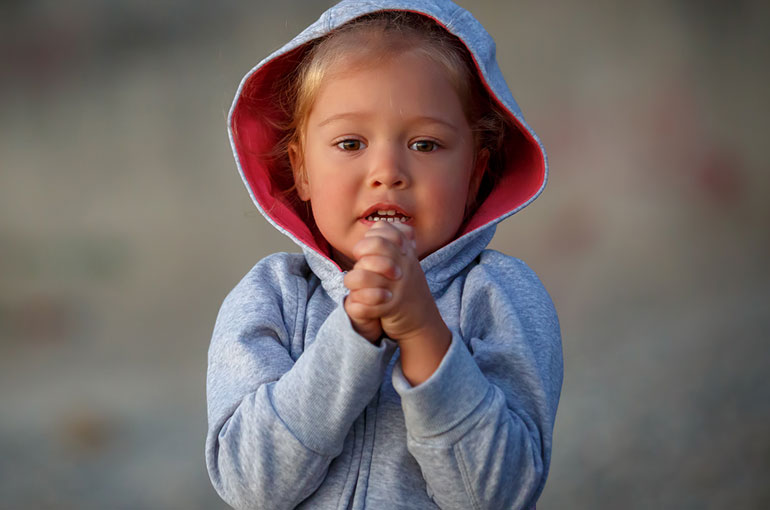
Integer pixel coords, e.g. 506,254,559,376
290,51,484,268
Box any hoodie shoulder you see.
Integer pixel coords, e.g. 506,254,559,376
229,252,308,296
472,250,546,286
462,249,563,405
216,253,310,329
242,252,309,288
466,250,559,330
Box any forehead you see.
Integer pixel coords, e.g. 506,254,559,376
309,51,467,126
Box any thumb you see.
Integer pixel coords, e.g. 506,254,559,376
391,222,417,253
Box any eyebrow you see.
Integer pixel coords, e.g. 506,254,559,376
317,112,458,131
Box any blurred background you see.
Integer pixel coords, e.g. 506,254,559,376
1,0,768,508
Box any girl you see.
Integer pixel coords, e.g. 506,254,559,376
206,1,563,509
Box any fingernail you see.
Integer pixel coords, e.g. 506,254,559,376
383,290,393,300
393,265,402,279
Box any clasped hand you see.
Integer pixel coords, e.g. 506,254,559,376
343,222,443,344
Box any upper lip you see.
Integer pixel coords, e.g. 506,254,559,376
360,202,412,219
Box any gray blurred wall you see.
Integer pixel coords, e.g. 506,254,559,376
1,1,768,508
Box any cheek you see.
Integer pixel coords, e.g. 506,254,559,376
420,180,469,223
307,178,358,229
309,198,343,240
429,166,472,202
308,172,357,202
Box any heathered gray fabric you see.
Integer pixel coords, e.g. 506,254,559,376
206,1,563,509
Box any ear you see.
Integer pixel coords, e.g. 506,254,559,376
468,148,489,204
288,141,310,201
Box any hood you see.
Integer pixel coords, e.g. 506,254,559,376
228,0,548,277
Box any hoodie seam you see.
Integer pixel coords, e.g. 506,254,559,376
292,275,302,349
442,4,465,33
454,442,481,510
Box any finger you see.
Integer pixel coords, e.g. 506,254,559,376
389,222,417,253
366,221,416,255
352,235,404,260
346,287,392,306
344,299,392,320
388,221,414,240
344,268,393,291
354,254,402,280
365,221,404,241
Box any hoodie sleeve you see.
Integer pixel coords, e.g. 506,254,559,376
205,255,396,510
392,253,563,510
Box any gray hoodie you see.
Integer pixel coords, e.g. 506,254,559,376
206,1,563,509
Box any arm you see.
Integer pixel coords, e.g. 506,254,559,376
344,225,562,508
205,256,396,509
393,256,563,510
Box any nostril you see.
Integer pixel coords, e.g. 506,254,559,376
368,175,406,188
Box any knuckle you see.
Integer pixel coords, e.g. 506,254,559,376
346,301,366,317
368,236,388,250
343,272,358,288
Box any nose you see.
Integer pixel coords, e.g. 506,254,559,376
367,145,409,189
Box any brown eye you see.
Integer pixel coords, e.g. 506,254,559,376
336,139,365,151
409,140,438,152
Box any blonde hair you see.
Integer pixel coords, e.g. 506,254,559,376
273,11,512,213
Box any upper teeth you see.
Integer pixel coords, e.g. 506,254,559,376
366,210,409,222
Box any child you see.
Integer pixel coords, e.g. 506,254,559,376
206,1,563,509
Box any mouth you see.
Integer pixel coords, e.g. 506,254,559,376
360,204,412,224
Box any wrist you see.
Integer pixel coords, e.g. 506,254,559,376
397,317,451,386
349,317,383,344
397,317,449,347
344,296,383,343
